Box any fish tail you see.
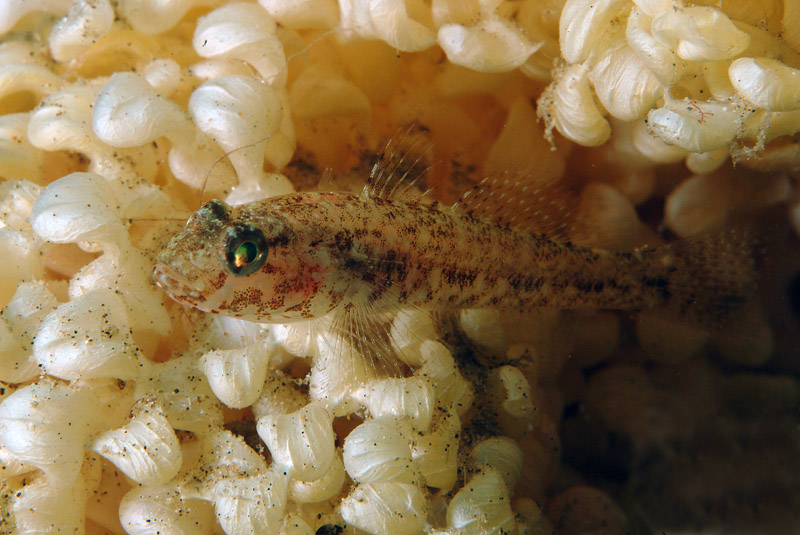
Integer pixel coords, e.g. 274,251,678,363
640,225,766,326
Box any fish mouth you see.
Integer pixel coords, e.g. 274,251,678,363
152,263,207,304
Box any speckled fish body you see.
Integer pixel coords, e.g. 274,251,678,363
153,190,752,324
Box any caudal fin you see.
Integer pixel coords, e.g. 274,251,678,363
653,226,762,327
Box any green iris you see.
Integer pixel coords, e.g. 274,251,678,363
224,224,268,276
233,241,258,268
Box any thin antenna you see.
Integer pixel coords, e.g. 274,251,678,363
196,21,379,207
272,27,348,82
197,135,273,208
130,217,187,223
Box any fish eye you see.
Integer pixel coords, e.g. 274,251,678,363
223,225,268,276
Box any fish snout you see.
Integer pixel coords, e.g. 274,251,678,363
152,262,207,303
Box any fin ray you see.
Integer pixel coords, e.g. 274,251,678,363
647,225,762,327
454,171,579,242
365,125,433,201
328,302,406,379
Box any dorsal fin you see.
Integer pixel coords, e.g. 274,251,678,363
363,125,433,201
318,167,334,189
454,171,579,242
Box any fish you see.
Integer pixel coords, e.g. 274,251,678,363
153,132,759,371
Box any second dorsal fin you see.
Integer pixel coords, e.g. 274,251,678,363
363,125,433,201
454,171,579,242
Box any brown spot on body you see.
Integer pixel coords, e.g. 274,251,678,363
335,231,353,253
229,287,264,312
209,271,228,291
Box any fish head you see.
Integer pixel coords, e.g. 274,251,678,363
153,197,339,322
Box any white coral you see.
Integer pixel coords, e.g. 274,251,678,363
201,337,275,409
342,416,420,484
193,3,288,86
447,468,518,535
93,72,235,192
438,18,543,73
0,379,130,488
729,57,800,112
33,288,145,381
189,76,294,194
339,0,437,52
339,481,426,535
354,376,435,430
257,401,336,481
49,0,114,62
650,6,750,61
91,403,182,486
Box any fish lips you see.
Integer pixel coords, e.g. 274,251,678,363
152,262,208,304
